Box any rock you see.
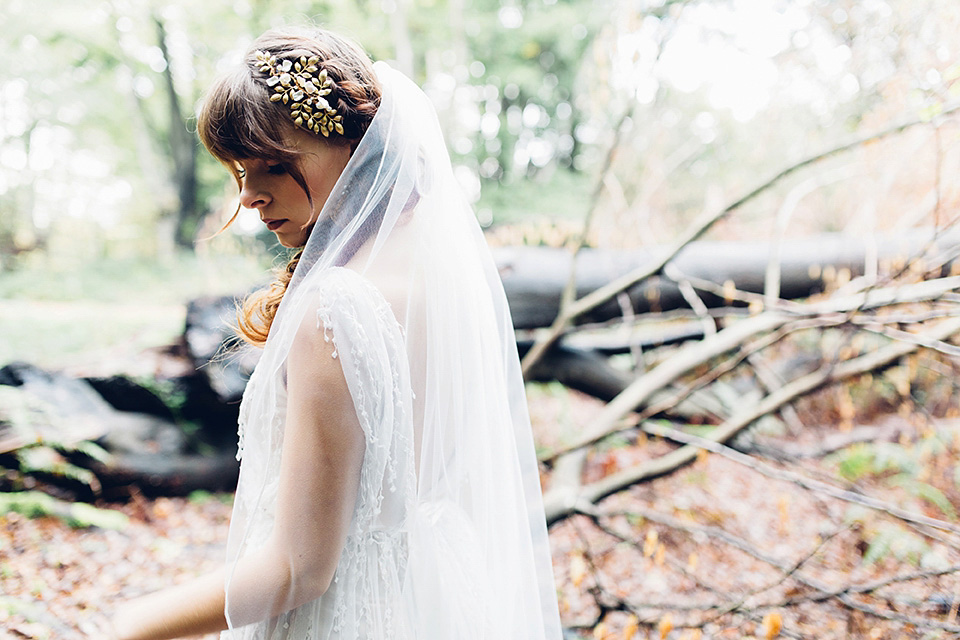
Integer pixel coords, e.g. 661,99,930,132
83,375,177,420
0,362,185,456
1,361,116,417
0,362,243,496
84,372,239,450
184,295,260,404
95,413,185,457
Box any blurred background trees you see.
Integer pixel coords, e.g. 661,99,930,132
2,0,958,265
0,0,958,369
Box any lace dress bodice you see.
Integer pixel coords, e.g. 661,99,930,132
225,267,418,639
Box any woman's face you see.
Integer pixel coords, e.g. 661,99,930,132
237,130,352,248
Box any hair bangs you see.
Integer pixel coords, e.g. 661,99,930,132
197,66,297,169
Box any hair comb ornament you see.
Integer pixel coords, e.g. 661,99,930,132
255,50,344,137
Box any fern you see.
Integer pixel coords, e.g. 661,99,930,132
15,445,101,493
892,474,958,520
863,522,929,566
0,491,127,530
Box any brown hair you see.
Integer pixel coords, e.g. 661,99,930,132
197,27,381,346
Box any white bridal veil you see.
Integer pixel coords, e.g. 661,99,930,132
221,61,562,638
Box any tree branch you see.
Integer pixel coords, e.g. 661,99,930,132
519,104,960,375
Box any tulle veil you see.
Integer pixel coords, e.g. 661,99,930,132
221,61,562,639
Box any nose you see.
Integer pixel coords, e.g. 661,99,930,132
239,181,271,210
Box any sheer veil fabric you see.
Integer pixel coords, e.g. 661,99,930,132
221,62,562,639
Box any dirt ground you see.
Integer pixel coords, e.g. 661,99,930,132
3,389,960,639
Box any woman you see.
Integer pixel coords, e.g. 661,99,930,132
111,26,561,639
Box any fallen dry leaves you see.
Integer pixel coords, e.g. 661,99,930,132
2,389,960,639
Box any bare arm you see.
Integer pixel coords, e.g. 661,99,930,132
111,313,365,639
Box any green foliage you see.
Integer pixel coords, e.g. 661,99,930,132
0,491,127,530
188,490,215,504
891,474,957,520
862,521,929,566
0,253,267,304
0,385,111,494
16,446,101,494
833,422,960,565
0,252,266,367
187,490,234,506
478,169,592,225
831,426,954,484
833,441,917,482
71,440,112,466
133,377,188,413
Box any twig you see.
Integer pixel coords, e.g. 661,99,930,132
859,323,960,357
574,505,821,639
522,106,636,378
545,312,960,524
664,263,716,337
520,104,960,376
765,169,856,306
698,526,849,624
584,504,960,634
746,351,805,435
549,278,960,464
740,423,900,461
640,422,960,536
836,594,960,633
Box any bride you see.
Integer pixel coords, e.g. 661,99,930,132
110,26,562,640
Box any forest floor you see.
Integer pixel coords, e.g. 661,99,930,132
3,386,960,639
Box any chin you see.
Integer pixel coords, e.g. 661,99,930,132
275,233,306,248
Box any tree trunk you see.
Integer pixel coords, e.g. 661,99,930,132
495,227,960,329
153,15,199,250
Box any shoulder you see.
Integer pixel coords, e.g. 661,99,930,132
288,300,344,393
309,267,404,341
287,268,385,377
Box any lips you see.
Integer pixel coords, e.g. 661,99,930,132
262,218,287,231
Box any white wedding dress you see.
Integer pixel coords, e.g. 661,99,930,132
220,62,562,639
230,267,417,639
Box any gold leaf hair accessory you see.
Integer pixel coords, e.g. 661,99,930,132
254,50,345,137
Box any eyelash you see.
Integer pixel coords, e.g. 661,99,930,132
236,164,286,180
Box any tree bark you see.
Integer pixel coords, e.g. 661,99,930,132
153,15,200,249
495,227,960,329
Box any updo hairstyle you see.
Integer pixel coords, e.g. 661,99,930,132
197,27,381,346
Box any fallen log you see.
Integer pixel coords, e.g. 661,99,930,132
186,231,960,403
495,227,960,329
543,313,960,525
91,451,239,498
0,362,241,497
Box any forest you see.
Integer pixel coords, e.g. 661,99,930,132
3,0,960,638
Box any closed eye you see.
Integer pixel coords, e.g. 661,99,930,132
267,163,287,175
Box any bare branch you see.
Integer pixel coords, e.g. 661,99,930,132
519,104,960,375
639,422,960,536
550,278,960,464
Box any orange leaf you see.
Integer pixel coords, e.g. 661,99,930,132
570,551,588,588
593,622,609,640
762,612,782,639
643,528,658,558
658,613,673,640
